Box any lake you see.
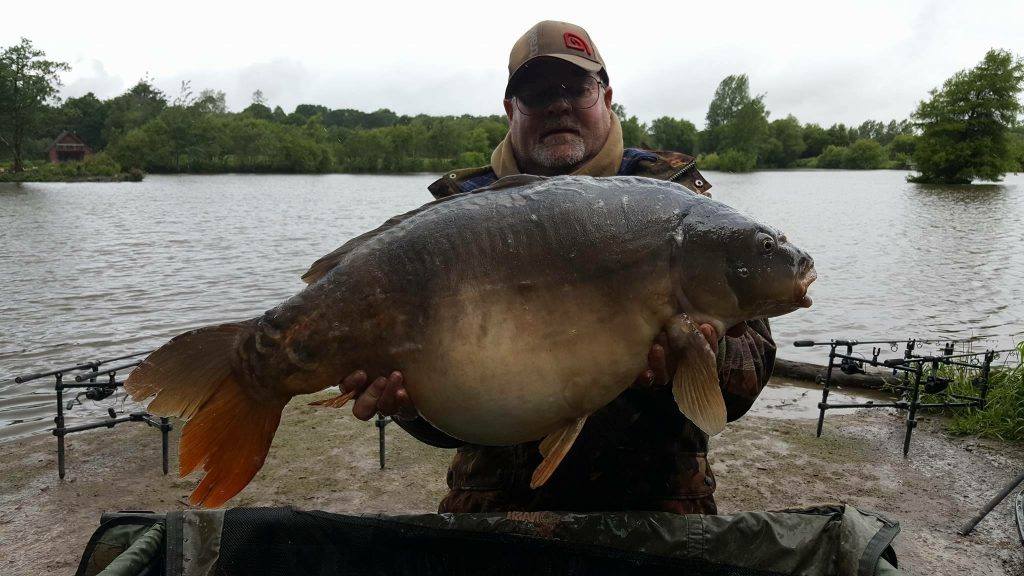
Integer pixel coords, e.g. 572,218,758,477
2,170,1022,441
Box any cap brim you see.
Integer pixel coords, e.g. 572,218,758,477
505,55,606,97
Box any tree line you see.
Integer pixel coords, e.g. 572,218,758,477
2,38,1022,183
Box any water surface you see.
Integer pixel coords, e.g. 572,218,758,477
2,170,1022,441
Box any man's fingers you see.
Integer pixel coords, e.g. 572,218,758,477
649,343,670,385
377,371,405,416
698,324,719,355
340,370,368,395
352,376,388,421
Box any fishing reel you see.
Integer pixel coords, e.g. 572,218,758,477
65,386,116,410
923,375,951,394
839,357,866,375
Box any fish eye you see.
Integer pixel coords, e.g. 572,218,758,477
757,233,776,253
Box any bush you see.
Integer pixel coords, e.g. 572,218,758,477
0,153,138,181
456,151,487,168
716,149,757,172
699,149,757,172
841,140,886,169
817,145,847,168
696,152,720,170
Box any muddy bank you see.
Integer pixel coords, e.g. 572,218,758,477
1,382,1021,575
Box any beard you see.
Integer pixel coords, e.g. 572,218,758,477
529,135,587,169
528,118,588,169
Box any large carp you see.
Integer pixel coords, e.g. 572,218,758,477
126,175,816,508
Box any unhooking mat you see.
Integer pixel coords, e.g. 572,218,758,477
75,503,904,576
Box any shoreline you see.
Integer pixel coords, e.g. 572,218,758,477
0,174,140,183
0,357,879,446
1,382,1021,575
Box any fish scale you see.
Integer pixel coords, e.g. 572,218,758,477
126,174,816,507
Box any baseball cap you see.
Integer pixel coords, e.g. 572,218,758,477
505,20,608,97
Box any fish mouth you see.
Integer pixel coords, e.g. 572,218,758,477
794,266,817,308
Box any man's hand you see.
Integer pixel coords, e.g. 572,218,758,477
340,370,416,421
634,322,748,387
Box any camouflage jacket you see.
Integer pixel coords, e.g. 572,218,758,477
426,147,712,198
397,149,776,514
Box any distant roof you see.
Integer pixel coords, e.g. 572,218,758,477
46,130,93,152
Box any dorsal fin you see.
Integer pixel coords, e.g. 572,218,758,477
301,174,547,284
480,174,546,191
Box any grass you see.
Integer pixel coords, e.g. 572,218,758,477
916,342,1024,441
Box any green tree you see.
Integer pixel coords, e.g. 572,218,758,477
801,123,829,158
289,104,329,125
911,49,1024,183
224,116,276,170
365,108,399,129
60,92,109,149
649,116,697,153
880,119,913,145
242,102,273,121
817,145,847,168
103,80,167,146
0,38,69,171
760,115,805,168
1008,126,1024,171
702,74,769,165
825,123,854,148
718,98,769,164
887,134,917,168
842,139,886,169
705,75,752,133
194,89,227,115
715,148,757,172
612,103,649,148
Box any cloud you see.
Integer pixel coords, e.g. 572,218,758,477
60,59,125,101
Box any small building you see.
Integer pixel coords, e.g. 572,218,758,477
46,131,94,163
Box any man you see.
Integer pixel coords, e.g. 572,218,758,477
340,20,775,514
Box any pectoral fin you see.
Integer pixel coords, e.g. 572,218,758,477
666,315,727,436
309,390,356,408
530,415,588,489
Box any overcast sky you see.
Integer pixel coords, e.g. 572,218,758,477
5,0,1022,128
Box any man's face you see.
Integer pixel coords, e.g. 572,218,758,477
503,58,614,176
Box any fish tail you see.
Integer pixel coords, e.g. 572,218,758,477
125,321,286,508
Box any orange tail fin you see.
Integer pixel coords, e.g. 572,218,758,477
125,321,286,507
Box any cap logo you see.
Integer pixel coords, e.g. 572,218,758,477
563,32,592,56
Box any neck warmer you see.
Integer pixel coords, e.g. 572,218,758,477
490,111,624,178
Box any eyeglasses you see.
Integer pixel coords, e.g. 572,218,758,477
511,76,605,116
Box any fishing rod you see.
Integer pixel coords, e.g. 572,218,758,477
794,337,977,348
13,348,153,384
796,337,1007,457
12,350,169,480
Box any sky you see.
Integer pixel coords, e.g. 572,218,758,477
4,0,1022,128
